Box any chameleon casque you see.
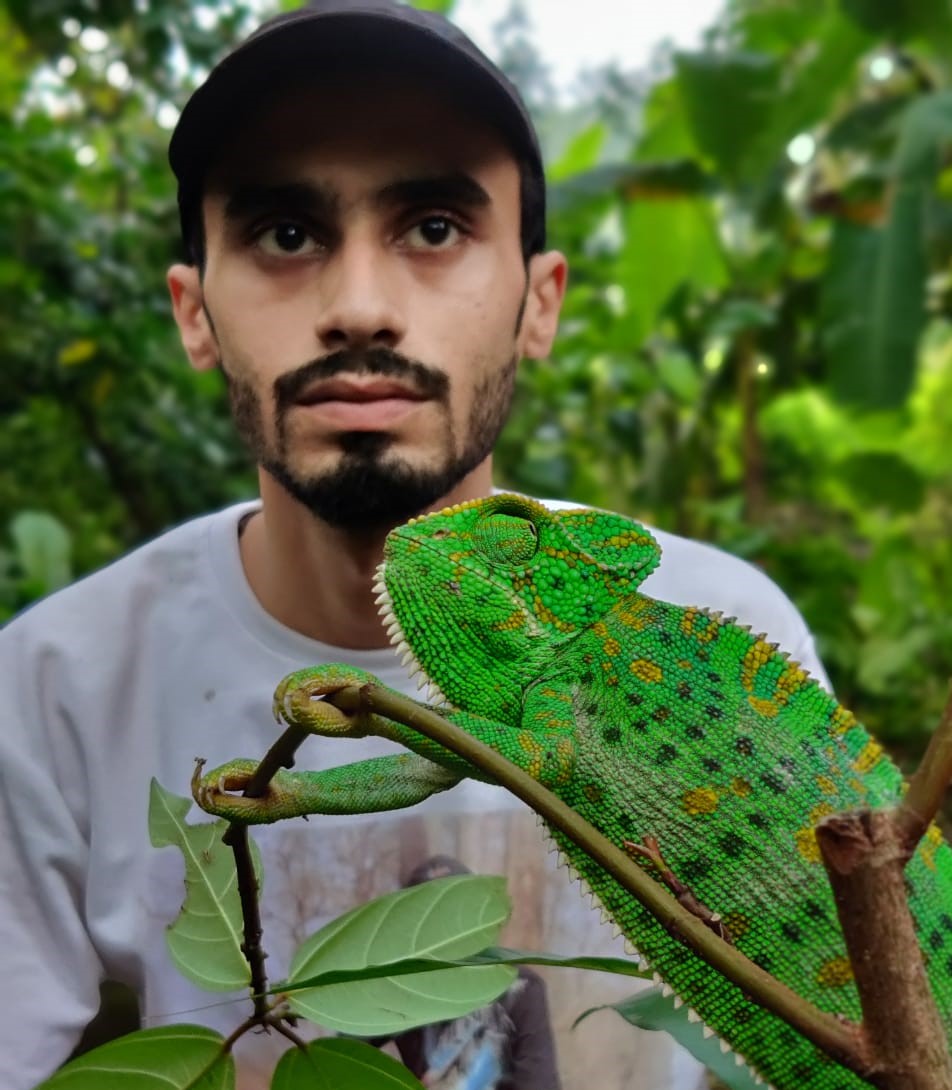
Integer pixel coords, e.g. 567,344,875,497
196,494,952,1089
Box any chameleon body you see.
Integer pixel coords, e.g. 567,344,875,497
196,494,952,1089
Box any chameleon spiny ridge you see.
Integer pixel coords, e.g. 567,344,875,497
195,495,952,1089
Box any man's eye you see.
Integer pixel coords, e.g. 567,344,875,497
256,222,320,257
403,216,462,250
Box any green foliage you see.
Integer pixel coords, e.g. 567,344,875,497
35,1024,234,1090
577,987,760,1090
148,780,260,991
271,1040,424,1090
284,874,515,1034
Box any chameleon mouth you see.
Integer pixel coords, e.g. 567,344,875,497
373,562,451,707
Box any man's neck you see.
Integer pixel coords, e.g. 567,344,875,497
238,463,494,650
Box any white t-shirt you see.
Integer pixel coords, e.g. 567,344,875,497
0,499,830,1090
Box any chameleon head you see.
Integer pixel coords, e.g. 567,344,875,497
376,493,661,721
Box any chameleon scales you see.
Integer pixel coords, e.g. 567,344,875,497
195,494,952,1089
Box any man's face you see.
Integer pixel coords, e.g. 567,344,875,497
185,77,556,532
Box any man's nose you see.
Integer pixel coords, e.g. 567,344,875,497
314,237,406,352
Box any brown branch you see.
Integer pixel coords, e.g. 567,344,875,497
894,683,952,853
325,683,861,1070
209,724,311,1019
817,810,952,1090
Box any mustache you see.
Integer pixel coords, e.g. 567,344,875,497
274,348,450,409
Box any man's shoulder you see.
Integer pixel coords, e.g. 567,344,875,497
5,501,258,638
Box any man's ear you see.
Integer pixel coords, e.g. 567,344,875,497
519,250,568,360
167,263,218,372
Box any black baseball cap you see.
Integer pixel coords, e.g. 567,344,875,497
169,0,546,261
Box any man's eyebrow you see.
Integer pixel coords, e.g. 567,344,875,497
222,181,338,222
375,174,492,211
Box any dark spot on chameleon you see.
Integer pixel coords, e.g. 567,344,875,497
792,1065,816,1082
632,719,648,732
616,812,634,833
581,603,598,620
751,951,773,974
583,654,593,665
681,856,712,882
719,832,747,857
929,930,944,951
708,690,725,703
551,576,565,591
735,736,755,756
731,1005,755,1025
652,706,672,722
656,743,677,764
781,921,802,944
676,681,693,700
706,671,722,683
696,648,710,662
803,900,828,922
603,726,622,744
702,757,722,773
747,812,770,830
800,740,818,758
625,692,644,706
658,631,673,646
581,671,594,685
446,580,462,595
779,755,797,772
686,724,706,740
941,913,952,933
705,704,724,720
777,1028,798,1050
760,772,788,794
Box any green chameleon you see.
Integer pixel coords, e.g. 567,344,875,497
196,493,952,1089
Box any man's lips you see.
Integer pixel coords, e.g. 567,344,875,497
293,378,430,430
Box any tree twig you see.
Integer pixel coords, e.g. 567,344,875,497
894,683,952,853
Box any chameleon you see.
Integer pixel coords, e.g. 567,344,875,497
195,493,952,1089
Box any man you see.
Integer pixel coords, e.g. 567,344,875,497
0,3,829,1088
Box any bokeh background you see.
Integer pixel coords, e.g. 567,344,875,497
3,0,952,772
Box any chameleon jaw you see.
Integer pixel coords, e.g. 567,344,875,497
374,562,451,708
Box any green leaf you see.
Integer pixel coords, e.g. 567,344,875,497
577,988,761,1090
841,0,952,40
9,510,72,592
148,780,258,992
287,946,651,991
821,91,952,407
617,198,729,346
836,451,925,513
35,1025,233,1090
272,1039,424,1090
284,876,515,1035
549,122,606,182
674,51,780,183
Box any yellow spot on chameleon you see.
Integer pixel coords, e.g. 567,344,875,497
721,912,752,940
777,662,809,696
683,787,719,815
816,956,853,988
592,622,609,638
584,783,605,804
747,695,780,718
630,659,663,683
731,778,752,798
794,803,837,864
603,637,621,657
831,706,858,736
677,659,693,671
816,775,838,796
852,739,884,774
740,639,774,692
491,610,525,632
919,824,945,872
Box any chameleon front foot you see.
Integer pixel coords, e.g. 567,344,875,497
626,835,735,945
272,664,381,736
191,758,309,823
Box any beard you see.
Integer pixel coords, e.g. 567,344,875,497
224,346,517,534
